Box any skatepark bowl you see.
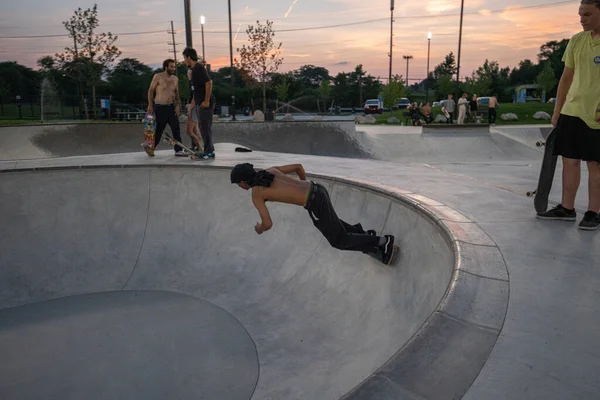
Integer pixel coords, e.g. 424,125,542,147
0,163,504,400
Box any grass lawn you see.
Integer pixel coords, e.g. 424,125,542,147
375,102,555,125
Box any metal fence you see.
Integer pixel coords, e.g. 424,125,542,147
0,94,147,122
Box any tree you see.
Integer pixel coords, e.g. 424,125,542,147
433,52,457,79
438,74,454,97
318,79,332,112
235,20,283,113
510,59,540,85
294,65,331,89
107,58,153,104
55,3,121,118
537,39,569,83
381,76,407,108
536,62,557,100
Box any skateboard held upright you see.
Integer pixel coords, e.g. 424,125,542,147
142,112,156,156
528,127,558,213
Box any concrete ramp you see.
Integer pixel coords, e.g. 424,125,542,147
0,166,455,399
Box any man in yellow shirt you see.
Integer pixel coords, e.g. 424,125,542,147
537,0,600,230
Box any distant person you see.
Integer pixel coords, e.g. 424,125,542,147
185,67,203,153
147,59,186,156
443,94,455,124
536,0,600,230
457,93,468,124
182,47,215,160
230,163,397,264
469,94,479,122
421,102,433,124
488,94,499,125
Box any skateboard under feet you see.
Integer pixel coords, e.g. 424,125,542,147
163,132,202,160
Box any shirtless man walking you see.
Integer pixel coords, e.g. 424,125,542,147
147,59,186,156
230,163,397,264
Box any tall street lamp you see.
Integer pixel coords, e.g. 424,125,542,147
227,0,236,120
403,55,413,87
426,32,432,103
200,15,206,62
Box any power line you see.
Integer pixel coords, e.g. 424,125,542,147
0,1,578,39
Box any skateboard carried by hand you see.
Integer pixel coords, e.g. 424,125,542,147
163,131,202,160
141,112,156,156
526,127,558,213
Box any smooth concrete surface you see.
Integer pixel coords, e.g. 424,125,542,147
1,121,599,399
0,165,472,399
0,290,258,400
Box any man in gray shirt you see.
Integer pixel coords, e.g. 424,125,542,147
443,94,455,124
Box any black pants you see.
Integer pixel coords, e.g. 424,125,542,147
489,108,497,124
154,104,182,152
197,105,214,154
304,182,381,253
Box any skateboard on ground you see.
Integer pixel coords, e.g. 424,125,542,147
163,131,202,160
526,128,558,213
141,113,156,156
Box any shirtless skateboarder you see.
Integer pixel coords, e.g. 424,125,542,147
147,59,186,156
230,163,397,264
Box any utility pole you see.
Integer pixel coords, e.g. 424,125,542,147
168,21,179,64
183,0,193,48
403,55,413,86
388,0,394,83
228,0,236,120
456,0,465,101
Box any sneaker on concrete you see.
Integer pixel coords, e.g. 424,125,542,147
175,150,188,157
380,235,395,264
579,211,600,231
536,204,576,221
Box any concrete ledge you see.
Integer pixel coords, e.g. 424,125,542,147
422,124,490,135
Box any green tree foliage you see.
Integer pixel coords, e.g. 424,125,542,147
536,62,558,99
235,20,283,113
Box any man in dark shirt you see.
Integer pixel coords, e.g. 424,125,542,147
182,47,215,159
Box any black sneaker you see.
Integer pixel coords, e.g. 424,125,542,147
579,211,600,231
380,235,395,265
536,204,576,221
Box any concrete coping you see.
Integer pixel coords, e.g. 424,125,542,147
1,161,508,400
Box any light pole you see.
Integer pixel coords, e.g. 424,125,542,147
426,32,431,103
227,0,236,120
183,0,192,47
403,55,413,87
456,0,465,101
200,15,206,62
388,0,394,83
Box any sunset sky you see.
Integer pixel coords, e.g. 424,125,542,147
0,0,584,82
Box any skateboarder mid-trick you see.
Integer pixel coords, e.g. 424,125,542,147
536,0,600,230
230,163,397,264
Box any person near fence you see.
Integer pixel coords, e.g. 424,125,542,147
185,68,203,153
147,59,186,156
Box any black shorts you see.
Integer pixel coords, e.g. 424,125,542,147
553,114,600,162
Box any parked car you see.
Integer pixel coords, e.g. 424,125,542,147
364,99,383,114
392,98,411,110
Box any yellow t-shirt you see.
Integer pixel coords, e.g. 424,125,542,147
560,31,600,129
